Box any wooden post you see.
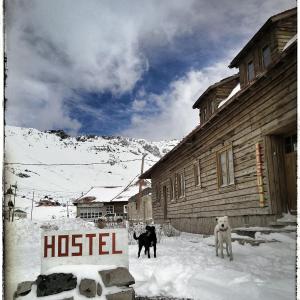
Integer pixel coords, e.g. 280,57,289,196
256,143,265,207
31,192,34,220
11,182,17,222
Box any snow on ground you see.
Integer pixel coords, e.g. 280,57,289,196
4,219,296,300
4,125,177,219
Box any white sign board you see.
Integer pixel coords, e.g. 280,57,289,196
41,228,128,273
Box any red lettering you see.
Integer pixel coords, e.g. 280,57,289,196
58,235,69,257
44,236,55,258
99,233,109,255
72,234,83,256
112,233,122,254
86,234,96,255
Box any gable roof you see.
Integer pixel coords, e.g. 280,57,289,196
192,74,239,109
229,7,296,68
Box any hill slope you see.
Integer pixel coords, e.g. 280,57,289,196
4,126,178,219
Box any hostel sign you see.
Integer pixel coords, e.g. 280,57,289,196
41,228,128,273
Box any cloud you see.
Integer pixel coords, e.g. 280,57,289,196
120,57,236,140
5,0,295,134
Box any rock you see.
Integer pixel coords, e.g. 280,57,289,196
79,278,96,298
36,273,77,297
97,283,102,296
106,288,135,300
59,298,74,300
15,281,34,297
99,267,135,287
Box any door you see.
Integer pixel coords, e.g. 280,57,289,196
163,185,168,219
284,134,297,212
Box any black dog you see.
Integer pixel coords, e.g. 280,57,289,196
133,225,157,258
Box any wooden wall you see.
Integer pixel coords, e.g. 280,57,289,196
151,46,296,234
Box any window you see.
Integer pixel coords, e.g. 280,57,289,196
217,147,235,187
262,45,271,68
123,205,128,214
285,134,297,153
169,177,175,201
247,61,255,82
176,171,185,198
106,205,114,214
203,106,207,121
155,183,161,202
194,160,201,187
211,101,215,114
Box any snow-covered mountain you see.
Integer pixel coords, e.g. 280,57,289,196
4,126,178,219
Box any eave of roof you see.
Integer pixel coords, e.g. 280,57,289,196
140,41,296,179
229,7,296,68
192,74,239,109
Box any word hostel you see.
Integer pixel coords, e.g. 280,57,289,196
44,232,123,257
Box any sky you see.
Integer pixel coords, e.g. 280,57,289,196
5,0,296,140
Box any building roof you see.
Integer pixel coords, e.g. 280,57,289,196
73,183,147,204
192,74,239,109
14,209,26,213
140,40,296,179
128,187,152,203
229,7,296,68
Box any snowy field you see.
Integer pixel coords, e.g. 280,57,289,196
4,218,296,300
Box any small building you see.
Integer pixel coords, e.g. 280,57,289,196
38,196,60,206
73,186,138,222
14,209,27,219
140,8,297,234
128,188,153,222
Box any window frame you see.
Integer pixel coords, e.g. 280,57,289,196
169,177,175,202
262,45,271,68
175,170,186,199
247,60,255,82
216,145,235,189
106,205,114,214
193,159,201,187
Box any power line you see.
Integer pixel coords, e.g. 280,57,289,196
4,158,158,166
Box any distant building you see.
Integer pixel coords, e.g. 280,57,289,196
128,188,152,222
73,186,135,222
38,195,60,206
14,209,27,219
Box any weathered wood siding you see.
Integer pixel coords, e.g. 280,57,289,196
151,46,296,234
238,14,296,89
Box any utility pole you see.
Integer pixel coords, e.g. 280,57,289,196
67,200,69,218
137,154,147,219
31,192,34,220
11,182,17,222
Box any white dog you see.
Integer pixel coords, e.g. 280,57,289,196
214,216,233,261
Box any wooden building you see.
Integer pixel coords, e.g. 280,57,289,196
128,188,153,222
140,8,297,234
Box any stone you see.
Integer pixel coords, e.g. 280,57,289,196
97,283,102,296
36,273,77,297
106,288,135,300
15,281,34,297
99,267,135,287
79,278,96,298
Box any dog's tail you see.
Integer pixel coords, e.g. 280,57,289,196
133,232,139,240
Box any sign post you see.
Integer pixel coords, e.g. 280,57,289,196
41,228,128,273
